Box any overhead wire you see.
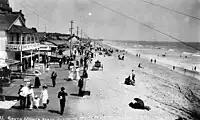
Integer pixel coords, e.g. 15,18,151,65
89,0,200,51
141,0,200,21
20,3,54,24
20,3,55,32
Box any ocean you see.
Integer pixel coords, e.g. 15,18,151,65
103,40,200,80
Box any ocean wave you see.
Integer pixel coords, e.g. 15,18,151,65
183,52,193,55
192,53,200,57
168,49,174,52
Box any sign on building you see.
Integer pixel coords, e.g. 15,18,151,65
6,43,40,51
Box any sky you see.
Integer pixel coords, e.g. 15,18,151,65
9,0,200,42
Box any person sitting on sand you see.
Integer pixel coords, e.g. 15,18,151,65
121,55,124,60
138,63,143,68
154,59,156,63
124,70,135,85
173,66,175,70
194,66,197,71
118,55,120,59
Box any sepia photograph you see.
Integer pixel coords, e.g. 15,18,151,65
0,0,200,120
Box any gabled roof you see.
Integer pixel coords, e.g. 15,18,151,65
8,25,37,33
0,13,19,31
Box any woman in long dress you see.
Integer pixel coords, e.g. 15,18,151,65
40,85,48,109
75,67,80,81
68,65,74,80
34,75,41,88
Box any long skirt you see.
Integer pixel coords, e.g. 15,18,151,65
34,77,41,88
27,95,33,109
68,71,74,80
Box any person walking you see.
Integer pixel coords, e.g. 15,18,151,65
19,84,29,110
18,84,24,109
34,75,41,88
40,85,49,109
78,77,84,96
27,84,34,109
130,70,136,85
59,59,62,68
51,71,57,87
62,56,66,65
80,57,83,67
75,67,80,81
58,87,68,115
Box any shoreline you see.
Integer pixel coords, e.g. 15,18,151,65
102,41,200,81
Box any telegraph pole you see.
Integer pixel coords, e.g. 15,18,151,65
69,20,74,56
76,26,79,37
81,29,83,39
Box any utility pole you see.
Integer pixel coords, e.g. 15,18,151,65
69,20,74,56
81,29,83,39
76,26,79,37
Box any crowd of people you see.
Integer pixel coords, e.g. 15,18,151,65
18,84,48,110
17,42,94,115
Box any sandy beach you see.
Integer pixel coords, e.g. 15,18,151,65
74,42,200,120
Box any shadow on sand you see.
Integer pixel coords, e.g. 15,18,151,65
0,95,19,101
70,91,90,97
11,106,21,110
129,102,151,111
48,110,60,115
70,93,82,97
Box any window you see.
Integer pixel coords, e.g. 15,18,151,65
16,34,20,44
27,36,30,43
22,36,25,44
31,36,34,43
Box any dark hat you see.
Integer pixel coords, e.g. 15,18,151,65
43,85,48,89
61,87,65,91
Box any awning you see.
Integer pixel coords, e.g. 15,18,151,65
0,59,20,68
5,59,20,66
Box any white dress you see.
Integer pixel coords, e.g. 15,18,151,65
28,88,34,109
75,68,80,80
33,98,40,108
68,66,74,80
40,89,48,104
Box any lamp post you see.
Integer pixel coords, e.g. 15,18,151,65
69,20,74,56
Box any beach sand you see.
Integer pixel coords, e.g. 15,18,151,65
73,42,200,120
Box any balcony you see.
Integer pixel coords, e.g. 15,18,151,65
6,43,40,51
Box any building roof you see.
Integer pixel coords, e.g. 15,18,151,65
8,25,37,33
0,0,9,6
0,13,19,31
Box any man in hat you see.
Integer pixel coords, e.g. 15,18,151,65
19,84,29,110
57,87,68,115
51,71,57,87
18,84,24,109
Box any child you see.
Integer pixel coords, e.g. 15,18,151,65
33,95,40,109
